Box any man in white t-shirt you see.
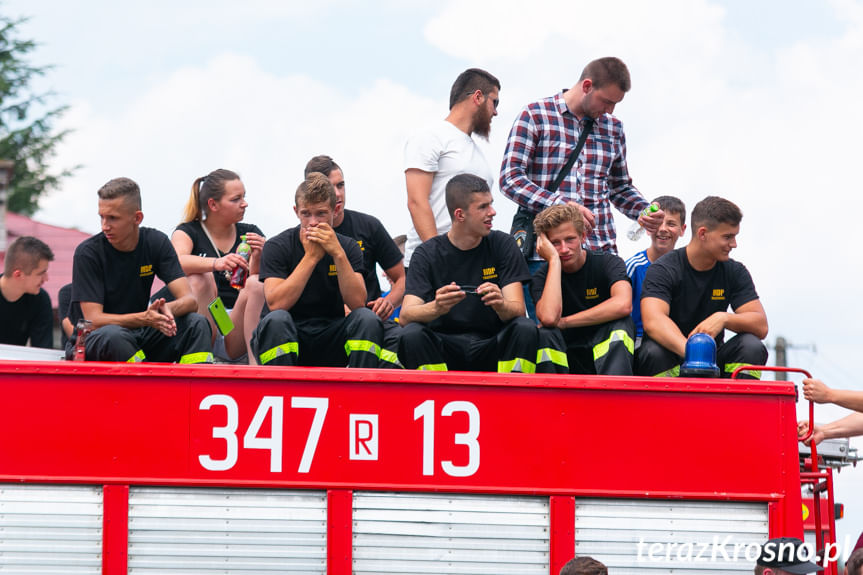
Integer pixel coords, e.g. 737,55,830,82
403,68,500,268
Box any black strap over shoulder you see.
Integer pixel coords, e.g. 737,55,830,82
548,116,595,194
510,116,595,259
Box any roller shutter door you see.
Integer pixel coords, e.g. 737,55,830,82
0,484,102,574
353,492,549,574
575,498,769,574
127,487,326,574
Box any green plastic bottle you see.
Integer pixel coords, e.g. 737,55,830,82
230,235,251,289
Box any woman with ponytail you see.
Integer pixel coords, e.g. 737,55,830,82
172,169,266,363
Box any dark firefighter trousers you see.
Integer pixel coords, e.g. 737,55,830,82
251,307,384,368
636,332,768,379
397,316,567,373
562,316,636,376
66,312,213,363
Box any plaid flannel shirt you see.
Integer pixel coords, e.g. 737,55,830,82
499,91,648,254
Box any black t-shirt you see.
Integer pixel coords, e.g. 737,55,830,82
58,282,79,348
259,226,365,321
406,230,530,336
71,228,185,321
334,209,403,302
640,247,759,344
175,221,264,308
0,276,53,347
531,251,630,344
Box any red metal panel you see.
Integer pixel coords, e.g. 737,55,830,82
102,484,128,575
550,496,575,575
0,362,802,533
327,490,352,575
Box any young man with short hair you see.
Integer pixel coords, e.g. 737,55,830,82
559,556,608,575
399,173,562,373
404,68,500,269
70,177,213,363
304,155,404,367
252,172,383,367
625,195,687,344
532,204,635,375
637,196,768,378
500,56,664,255
0,236,54,348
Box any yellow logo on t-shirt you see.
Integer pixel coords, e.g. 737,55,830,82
711,289,725,301
482,267,497,280
139,264,154,277
356,240,365,252
586,287,598,300
328,264,338,277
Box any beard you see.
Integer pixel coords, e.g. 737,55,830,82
471,107,492,139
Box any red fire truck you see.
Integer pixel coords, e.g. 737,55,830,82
0,359,841,574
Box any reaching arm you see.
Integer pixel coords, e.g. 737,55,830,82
406,169,438,242
803,379,863,412
799,412,863,445
558,280,632,330
642,296,688,357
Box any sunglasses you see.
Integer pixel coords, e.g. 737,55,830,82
466,90,499,110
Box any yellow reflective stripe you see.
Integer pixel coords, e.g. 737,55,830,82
179,352,214,364
260,342,298,364
498,358,537,374
344,339,382,358
379,349,402,367
537,347,569,369
126,349,146,363
593,329,635,360
653,365,680,377
725,363,762,379
418,363,448,371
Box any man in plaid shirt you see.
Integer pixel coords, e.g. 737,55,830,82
500,57,663,256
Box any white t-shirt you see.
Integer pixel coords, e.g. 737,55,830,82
403,120,494,267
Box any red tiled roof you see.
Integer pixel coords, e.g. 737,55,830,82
1,213,92,308
1,213,168,310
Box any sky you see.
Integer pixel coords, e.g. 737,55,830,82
4,0,863,555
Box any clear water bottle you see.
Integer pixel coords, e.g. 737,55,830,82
627,203,659,241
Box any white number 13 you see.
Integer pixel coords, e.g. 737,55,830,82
414,400,480,477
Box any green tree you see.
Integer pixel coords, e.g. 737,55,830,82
0,14,76,216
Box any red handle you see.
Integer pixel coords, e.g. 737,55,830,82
729,365,812,380
730,366,818,470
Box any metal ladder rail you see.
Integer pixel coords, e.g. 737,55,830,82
733,365,837,575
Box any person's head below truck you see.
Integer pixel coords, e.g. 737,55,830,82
754,537,823,574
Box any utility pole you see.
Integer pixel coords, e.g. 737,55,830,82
775,336,787,380
771,336,815,380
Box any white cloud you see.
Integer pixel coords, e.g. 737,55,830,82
38,53,440,242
